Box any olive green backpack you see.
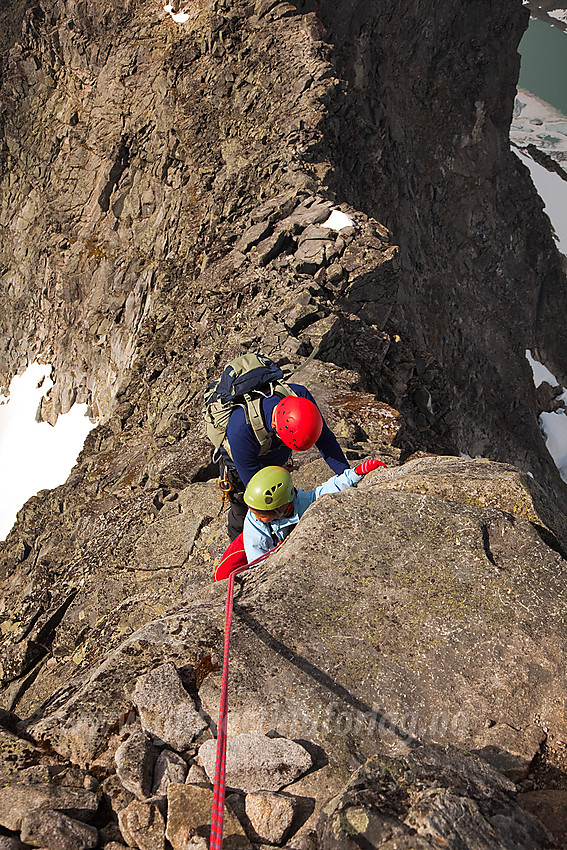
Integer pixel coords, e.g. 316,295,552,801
203,353,297,456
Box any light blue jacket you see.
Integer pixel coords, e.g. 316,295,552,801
243,468,362,563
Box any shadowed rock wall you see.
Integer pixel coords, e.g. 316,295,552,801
310,0,567,503
1,0,566,509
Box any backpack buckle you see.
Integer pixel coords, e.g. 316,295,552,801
218,477,232,503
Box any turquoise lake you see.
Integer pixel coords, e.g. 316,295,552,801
518,17,567,116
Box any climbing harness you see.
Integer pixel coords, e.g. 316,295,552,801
209,545,281,850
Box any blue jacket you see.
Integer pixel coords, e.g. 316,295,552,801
243,467,362,563
226,383,349,486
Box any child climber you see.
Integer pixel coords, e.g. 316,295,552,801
242,458,385,563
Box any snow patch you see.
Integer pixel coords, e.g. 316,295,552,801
164,4,190,23
0,362,97,540
540,411,567,481
525,350,567,483
548,9,567,25
322,210,355,231
525,349,560,387
513,149,567,255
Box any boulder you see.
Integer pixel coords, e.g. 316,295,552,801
115,731,158,800
317,744,555,849
185,764,210,787
117,800,165,850
245,791,301,844
0,772,99,832
20,809,98,850
131,662,207,751
198,732,312,793
101,773,136,821
151,750,188,797
165,783,249,849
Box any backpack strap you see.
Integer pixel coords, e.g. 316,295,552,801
246,395,271,455
244,382,298,456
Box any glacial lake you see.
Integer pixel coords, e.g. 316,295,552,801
518,16,567,117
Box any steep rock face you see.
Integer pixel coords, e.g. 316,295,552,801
311,0,567,503
0,0,566,507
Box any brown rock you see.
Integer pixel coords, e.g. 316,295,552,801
117,800,165,850
245,791,299,844
165,783,249,849
517,790,567,844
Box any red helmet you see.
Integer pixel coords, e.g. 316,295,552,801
273,396,323,451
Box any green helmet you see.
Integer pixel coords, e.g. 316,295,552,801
244,466,295,510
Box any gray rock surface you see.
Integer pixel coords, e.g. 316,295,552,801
131,663,207,752
19,809,98,850
316,744,557,849
1,1,567,846
0,771,100,832
151,750,188,797
2,454,563,848
115,731,158,801
198,732,313,793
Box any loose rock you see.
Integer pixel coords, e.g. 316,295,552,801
117,800,165,850
317,744,555,850
151,749,188,797
131,663,207,752
20,809,98,850
115,730,158,801
185,764,210,787
245,791,300,844
198,732,312,793
0,780,100,832
166,783,249,849
101,774,136,821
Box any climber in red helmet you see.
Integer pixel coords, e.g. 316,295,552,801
223,385,349,540
271,395,323,450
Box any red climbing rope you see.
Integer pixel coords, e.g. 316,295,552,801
209,546,280,849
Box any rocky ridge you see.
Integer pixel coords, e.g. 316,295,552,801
1,0,567,847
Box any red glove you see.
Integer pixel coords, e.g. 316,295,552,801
355,458,387,476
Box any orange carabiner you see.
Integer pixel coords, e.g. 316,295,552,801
218,477,232,503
